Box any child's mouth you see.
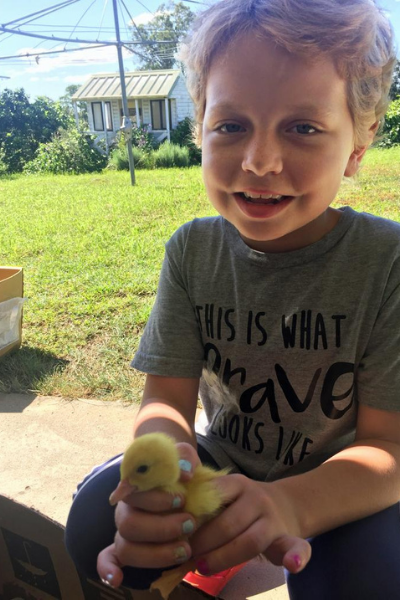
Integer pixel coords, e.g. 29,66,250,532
234,192,293,219
238,192,289,205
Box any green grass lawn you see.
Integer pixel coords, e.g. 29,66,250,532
0,146,399,402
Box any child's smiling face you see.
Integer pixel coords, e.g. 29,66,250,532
202,33,368,253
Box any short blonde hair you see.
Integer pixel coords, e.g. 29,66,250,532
180,0,396,151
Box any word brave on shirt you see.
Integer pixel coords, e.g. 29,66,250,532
204,343,355,422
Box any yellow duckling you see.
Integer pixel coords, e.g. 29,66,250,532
109,432,229,599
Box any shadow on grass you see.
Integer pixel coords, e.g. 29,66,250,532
0,346,68,399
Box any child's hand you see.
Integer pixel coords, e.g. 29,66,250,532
188,474,312,576
96,442,200,588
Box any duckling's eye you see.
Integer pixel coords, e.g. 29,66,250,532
136,464,149,474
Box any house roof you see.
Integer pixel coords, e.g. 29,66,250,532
72,69,181,101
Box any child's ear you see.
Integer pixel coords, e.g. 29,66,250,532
344,121,379,177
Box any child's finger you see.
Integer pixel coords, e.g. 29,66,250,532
265,534,312,573
113,532,193,569
115,506,196,544
192,519,268,576
115,488,186,512
192,526,311,577
175,442,201,482
97,543,124,589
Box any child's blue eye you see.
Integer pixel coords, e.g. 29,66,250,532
294,124,317,135
219,123,244,133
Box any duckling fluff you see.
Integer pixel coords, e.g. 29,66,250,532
109,432,229,599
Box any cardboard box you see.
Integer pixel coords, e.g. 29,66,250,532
0,495,213,600
0,267,24,359
0,494,288,600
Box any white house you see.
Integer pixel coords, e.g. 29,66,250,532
72,69,194,148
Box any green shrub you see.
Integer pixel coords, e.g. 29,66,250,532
170,117,202,165
108,147,129,171
108,124,156,154
108,145,154,170
108,128,156,170
153,142,190,168
134,124,159,150
24,128,107,174
108,138,192,171
0,146,8,176
378,98,400,148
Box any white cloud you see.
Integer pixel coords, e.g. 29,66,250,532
16,43,131,75
131,11,154,25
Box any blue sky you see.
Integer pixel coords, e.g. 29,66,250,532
0,0,399,101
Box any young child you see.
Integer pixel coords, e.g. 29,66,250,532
65,0,400,598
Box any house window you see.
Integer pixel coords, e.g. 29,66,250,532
105,102,113,131
92,102,104,131
150,99,172,130
120,106,142,124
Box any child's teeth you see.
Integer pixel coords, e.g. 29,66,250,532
243,192,284,204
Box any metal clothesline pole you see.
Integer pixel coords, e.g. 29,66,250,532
112,0,135,186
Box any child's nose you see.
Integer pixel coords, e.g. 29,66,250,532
241,133,283,176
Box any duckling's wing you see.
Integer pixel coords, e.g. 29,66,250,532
184,466,230,518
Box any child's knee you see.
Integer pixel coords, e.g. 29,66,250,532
65,459,121,578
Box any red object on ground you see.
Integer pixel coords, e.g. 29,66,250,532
183,563,247,596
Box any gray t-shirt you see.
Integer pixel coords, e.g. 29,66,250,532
132,207,400,481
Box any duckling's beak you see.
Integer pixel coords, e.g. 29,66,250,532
109,478,138,505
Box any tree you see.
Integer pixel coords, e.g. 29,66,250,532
380,97,400,147
31,96,72,140
59,84,88,129
129,1,195,70
0,88,70,173
390,60,400,100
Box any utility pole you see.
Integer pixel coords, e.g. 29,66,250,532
112,0,135,185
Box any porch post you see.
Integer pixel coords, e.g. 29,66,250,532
165,97,170,141
101,101,109,154
101,101,106,131
72,101,80,130
135,99,141,126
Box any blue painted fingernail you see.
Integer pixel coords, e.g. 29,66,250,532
182,519,194,534
179,459,192,472
172,496,182,508
174,546,188,563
